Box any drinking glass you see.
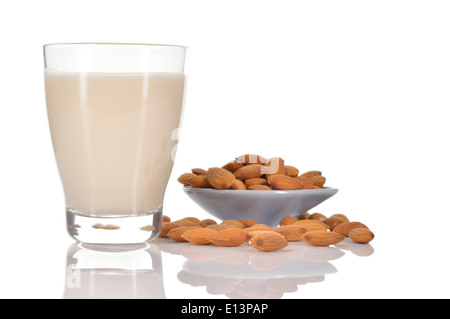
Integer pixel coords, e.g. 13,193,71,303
44,43,186,244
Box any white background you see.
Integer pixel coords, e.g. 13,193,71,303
1,0,449,299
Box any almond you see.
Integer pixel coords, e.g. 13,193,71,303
222,160,244,173
267,175,303,190
243,224,273,234
191,168,207,175
249,233,288,252
284,165,299,177
162,215,171,222
293,219,329,232
310,175,326,187
177,173,196,186
237,218,259,228
263,157,285,176
160,222,184,238
330,214,350,223
233,164,264,180
198,219,217,228
207,167,236,189
221,220,245,229
248,185,272,190
230,179,246,190
322,217,345,230
235,154,267,165
186,175,211,188
349,228,375,244
308,212,327,221
173,218,199,227
294,177,315,189
333,222,369,237
181,217,200,223
206,223,235,231
206,228,248,247
167,226,201,241
247,230,282,239
303,231,345,246
297,212,310,220
244,177,269,188
273,225,306,241
181,228,217,245
279,216,297,226
299,170,322,179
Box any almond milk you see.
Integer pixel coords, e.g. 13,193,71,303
45,72,185,216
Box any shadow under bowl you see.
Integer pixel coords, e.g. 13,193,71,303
183,186,338,227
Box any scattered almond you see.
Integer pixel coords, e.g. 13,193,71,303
249,233,289,252
273,225,306,241
297,212,310,220
161,211,374,252
181,228,217,245
247,230,282,239
173,218,199,227
333,222,369,237
168,226,201,241
294,219,330,230
206,228,248,247
221,220,245,229
206,223,235,231
198,219,217,228
237,218,259,228
349,228,375,244
308,213,327,221
279,216,297,226
243,224,273,234
330,214,350,223
182,217,200,223
303,231,345,246
160,222,184,238
323,217,345,230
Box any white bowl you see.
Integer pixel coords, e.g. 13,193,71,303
183,186,338,227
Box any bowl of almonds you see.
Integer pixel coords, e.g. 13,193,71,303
178,154,338,227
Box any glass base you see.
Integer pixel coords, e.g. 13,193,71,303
66,207,162,244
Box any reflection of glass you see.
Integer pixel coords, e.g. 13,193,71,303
157,239,374,299
44,43,186,244
64,243,165,299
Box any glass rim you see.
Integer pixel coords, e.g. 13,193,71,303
43,42,188,50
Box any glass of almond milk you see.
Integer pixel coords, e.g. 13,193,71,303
44,43,186,244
